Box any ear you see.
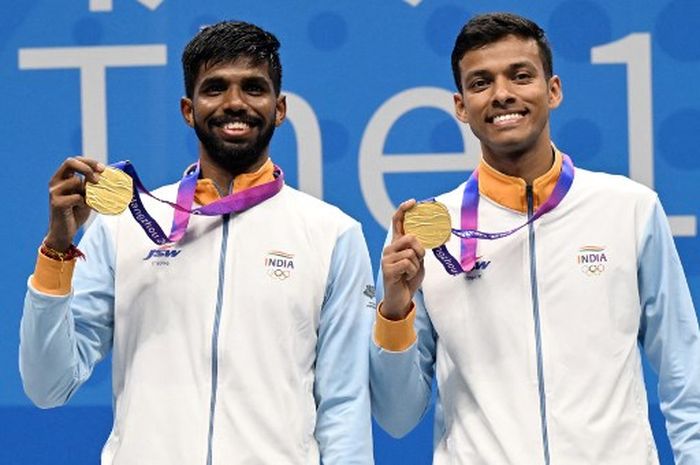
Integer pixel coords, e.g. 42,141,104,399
275,94,287,127
453,92,469,124
180,97,194,127
547,75,563,110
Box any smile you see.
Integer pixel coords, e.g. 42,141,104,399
223,121,251,130
214,120,257,141
209,114,262,140
210,112,261,130
487,111,528,125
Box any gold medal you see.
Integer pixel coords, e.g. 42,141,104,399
85,167,133,215
403,201,452,249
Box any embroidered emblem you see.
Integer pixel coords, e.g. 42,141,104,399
363,284,377,309
577,245,607,276
265,250,295,280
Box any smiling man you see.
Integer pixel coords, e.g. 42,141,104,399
20,21,375,465
371,12,700,465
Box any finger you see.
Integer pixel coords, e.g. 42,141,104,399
52,156,106,184
384,234,426,261
50,193,88,211
391,199,417,241
382,246,423,272
383,259,421,283
382,244,424,273
404,234,426,260
71,156,107,177
74,156,106,172
49,175,87,199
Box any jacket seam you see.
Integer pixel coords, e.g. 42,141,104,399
528,186,550,465
206,214,230,465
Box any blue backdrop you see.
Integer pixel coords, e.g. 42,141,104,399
1,1,699,463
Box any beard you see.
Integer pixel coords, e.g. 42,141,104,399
193,110,276,175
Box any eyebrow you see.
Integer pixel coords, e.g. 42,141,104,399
463,61,539,80
198,73,271,89
198,76,226,89
508,61,538,72
463,69,490,81
241,75,271,87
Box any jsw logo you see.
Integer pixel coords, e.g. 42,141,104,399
143,249,182,261
465,258,491,281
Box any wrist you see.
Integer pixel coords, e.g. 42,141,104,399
40,239,84,262
379,300,412,321
43,235,72,253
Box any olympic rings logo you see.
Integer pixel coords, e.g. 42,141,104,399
268,268,291,280
581,263,605,276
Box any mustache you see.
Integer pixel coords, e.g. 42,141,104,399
209,111,262,128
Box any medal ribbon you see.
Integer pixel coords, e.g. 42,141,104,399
111,160,284,245
432,153,575,275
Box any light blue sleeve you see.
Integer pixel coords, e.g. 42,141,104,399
314,223,375,465
637,199,700,465
369,231,437,438
19,216,116,408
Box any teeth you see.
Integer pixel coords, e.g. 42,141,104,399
493,113,523,124
224,121,249,130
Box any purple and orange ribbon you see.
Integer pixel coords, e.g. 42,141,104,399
432,153,575,275
112,160,284,245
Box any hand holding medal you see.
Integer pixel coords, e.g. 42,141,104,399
45,156,110,253
376,200,428,321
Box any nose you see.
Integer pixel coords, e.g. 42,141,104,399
222,86,248,112
491,76,516,107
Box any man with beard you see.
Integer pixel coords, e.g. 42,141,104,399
20,21,375,465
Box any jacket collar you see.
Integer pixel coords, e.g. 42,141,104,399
477,148,563,213
194,158,276,206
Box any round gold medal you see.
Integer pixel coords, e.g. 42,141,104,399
403,201,452,249
85,167,133,215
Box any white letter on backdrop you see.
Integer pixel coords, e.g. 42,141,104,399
19,45,167,166
359,86,480,227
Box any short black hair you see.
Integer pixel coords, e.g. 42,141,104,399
182,20,282,98
451,12,553,92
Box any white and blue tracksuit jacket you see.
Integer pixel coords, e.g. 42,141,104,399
371,152,700,465
21,182,376,465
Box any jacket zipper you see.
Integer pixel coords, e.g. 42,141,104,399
206,213,231,465
527,186,550,465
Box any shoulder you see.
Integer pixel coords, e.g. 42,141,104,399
275,187,370,277
278,185,361,233
573,168,658,202
569,168,663,236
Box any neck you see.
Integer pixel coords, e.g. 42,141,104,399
199,152,269,196
481,138,554,185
